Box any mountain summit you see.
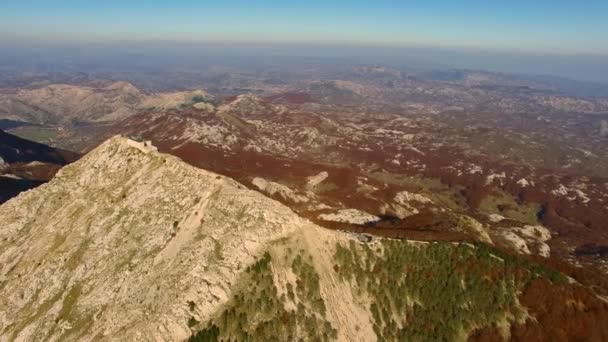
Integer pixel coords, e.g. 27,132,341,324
0,136,306,340
1,136,606,341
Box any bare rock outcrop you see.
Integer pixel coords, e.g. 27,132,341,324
0,136,304,341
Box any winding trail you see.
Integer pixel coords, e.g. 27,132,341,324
153,177,224,266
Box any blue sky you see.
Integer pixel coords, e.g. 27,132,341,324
1,0,607,54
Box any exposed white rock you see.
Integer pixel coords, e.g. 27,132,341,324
25,161,46,167
496,225,551,258
402,134,415,141
459,216,493,245
572,189,591,204
405,146,425,155
318,209,381,225
0,82,213,124
488,214,506,223
468,165,483,174
373,128,403,135
243,143,262,153
180,122,236,150
514,225,551,242
517,178,530,187
538,243,551,258
310,203,333,211
0,173,21,179
551,184,591,204
499,231,531,255
394,190,433,205
552,184,569,196
0,136,307,341
306,171,329,189
485,172,506,186
252,177,309,203
380,202,418,219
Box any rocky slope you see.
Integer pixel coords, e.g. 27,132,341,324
104,93,608,274
1,136,607,341
0,82,213,124
0,136,304,340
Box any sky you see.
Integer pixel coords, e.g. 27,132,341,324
1,1,607,83
1,0,607,54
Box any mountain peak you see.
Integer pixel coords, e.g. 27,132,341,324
1,134,606,341
0,135,306,340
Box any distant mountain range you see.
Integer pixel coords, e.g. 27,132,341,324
2,66,608,127
0,81,214,125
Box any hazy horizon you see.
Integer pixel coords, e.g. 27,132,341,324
1,1,607,83
1,39,608,85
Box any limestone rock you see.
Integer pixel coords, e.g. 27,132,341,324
0,136,305,341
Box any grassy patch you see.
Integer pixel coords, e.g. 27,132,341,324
9,126,57,143
314,181,339,194
212,239,224,261
65,239,91,271
9,290,63,340
369,172,467,211
57,283,82,323
478,189,540,225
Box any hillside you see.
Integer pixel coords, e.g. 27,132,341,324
0,129,77,165
0,82,214,125
0,136,606,341
105,93,608,274
0,129,79,203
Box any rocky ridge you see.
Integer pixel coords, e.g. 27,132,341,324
1,136,607,341
0,136,305,340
